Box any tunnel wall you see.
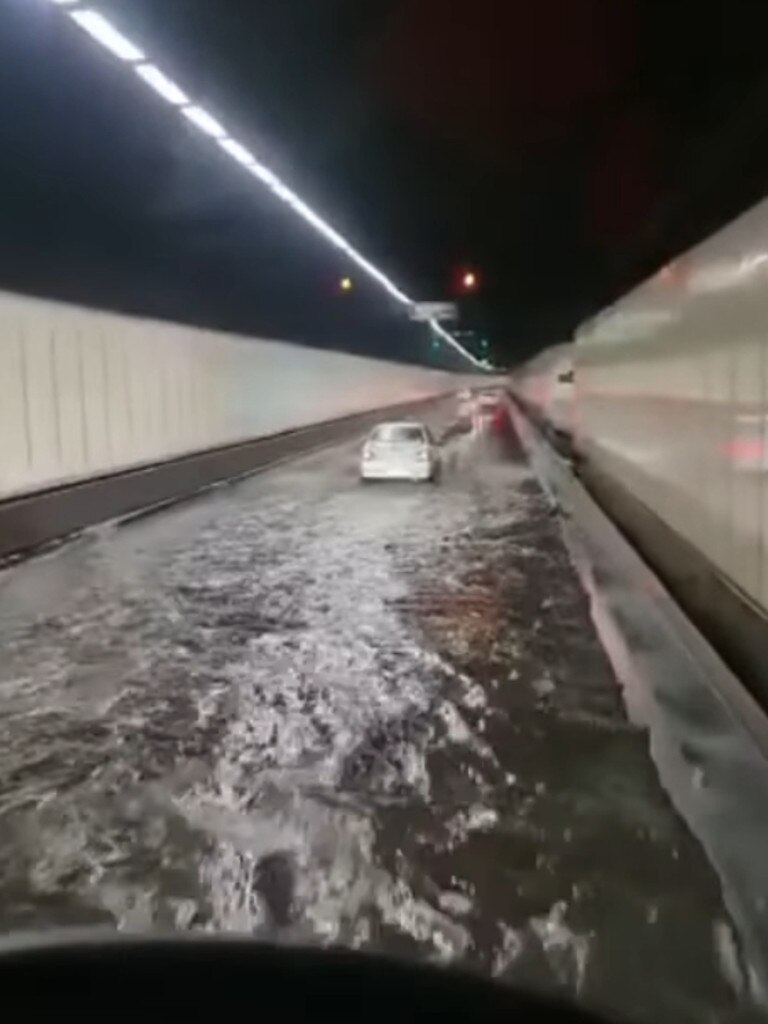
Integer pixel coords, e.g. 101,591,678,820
528,197,768,705
575,199,768,615
0,289,459,502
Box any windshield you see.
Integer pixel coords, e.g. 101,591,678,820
2,3,766,1022
371,424,426,443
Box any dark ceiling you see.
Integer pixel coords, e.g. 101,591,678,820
3,0,768,366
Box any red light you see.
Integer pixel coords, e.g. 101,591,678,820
725,436,765,465
451,265,481,295
455,266,480,293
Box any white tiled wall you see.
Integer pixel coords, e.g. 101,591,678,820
576,198,768,610
0,290,459,501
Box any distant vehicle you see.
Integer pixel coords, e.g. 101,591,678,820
726,413,768,473
513,344,575,440
456,388,475,427
472,393,511,435
360,422,440,482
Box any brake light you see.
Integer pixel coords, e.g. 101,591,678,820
726,437,765,462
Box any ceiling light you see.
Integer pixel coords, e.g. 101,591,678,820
218,138,255,167
135,63,188,106
46,3,484,368
69,9,145,62
182,105,227,139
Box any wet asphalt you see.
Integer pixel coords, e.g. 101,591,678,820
0,407,762,1023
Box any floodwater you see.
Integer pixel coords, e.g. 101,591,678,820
0,409,761,1022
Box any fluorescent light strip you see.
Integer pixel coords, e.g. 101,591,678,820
218,138,255,168
135,64,188,106
54,5,482,366
182,104,227,139
70,9,145,62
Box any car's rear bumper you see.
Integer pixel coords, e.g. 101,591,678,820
360,462,433,481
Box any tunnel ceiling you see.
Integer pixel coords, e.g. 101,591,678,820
3,0,768,364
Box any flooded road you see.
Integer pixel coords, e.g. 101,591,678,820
0,409,760,1022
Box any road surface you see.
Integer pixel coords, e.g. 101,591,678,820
0,407,758,1022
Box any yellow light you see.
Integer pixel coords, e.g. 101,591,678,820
340,276,353,292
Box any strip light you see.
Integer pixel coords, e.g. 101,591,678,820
135,64,188,106
70,9,145,62
47,1,484,367
182,105,227,140
216,138,256,168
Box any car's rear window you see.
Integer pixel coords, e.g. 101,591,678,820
371,424,425,443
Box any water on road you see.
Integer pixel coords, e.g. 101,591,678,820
0,413,760,1022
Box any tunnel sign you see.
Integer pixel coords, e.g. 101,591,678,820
409,302,458,323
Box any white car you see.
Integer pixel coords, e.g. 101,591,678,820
360,422,440,482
